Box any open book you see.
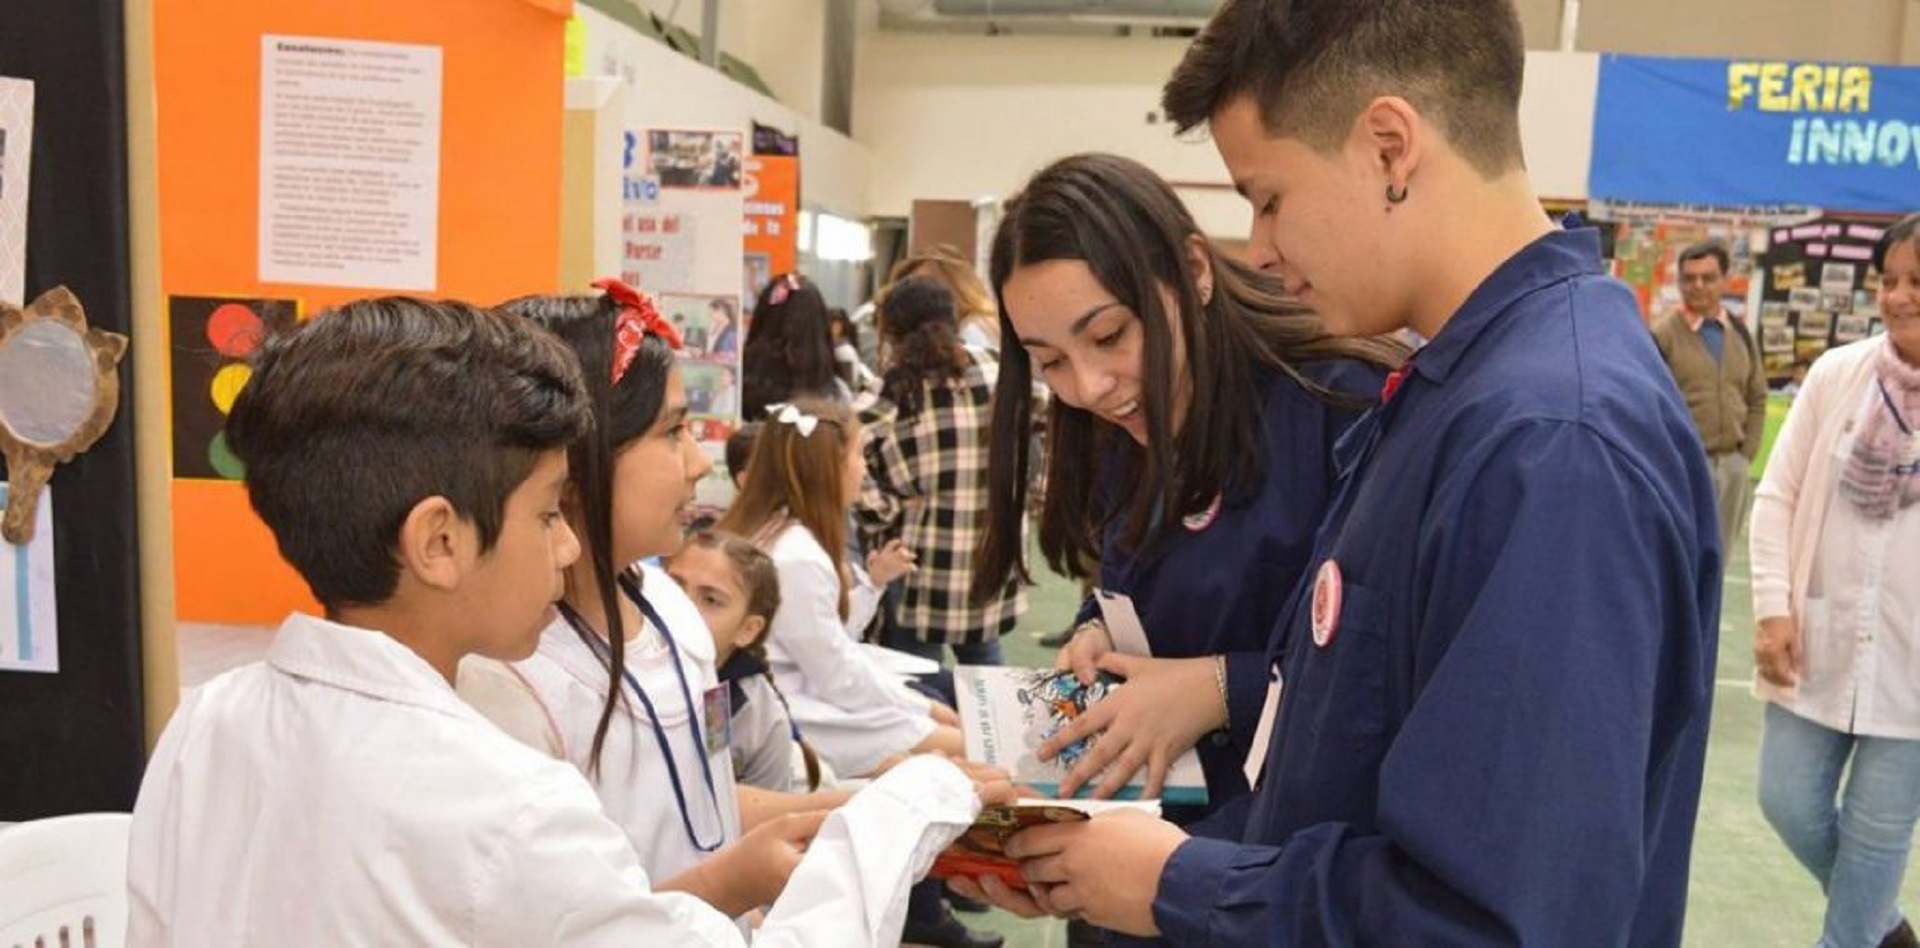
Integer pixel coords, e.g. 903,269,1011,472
954,666,1209,805
928,798,1159,890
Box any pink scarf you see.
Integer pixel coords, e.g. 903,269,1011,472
1837,337,1920,519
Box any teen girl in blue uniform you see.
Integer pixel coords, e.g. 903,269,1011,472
972,153,1403,810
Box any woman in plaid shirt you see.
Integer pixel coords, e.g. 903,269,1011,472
866,275,1028,667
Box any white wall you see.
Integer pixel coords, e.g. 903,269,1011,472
854,31,1601,238
581,6,872,218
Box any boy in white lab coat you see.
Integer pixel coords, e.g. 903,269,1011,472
127,297,991,947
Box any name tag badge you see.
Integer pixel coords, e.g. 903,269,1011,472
1311,559,1344,649
701,684,732,759
1243,667,1283,789
1093,588,1154,657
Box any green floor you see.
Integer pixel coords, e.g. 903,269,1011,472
957,538,1920,947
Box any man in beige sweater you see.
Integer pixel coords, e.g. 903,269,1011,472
1651,240,1768,560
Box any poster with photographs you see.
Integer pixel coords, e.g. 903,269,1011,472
1758,303,1794,353
1756,212,1896,384
681,360,739,419
647,129,744,190
578,9,751,511
1819,262,1858,293
660,292,741,360
1797,309,1833,340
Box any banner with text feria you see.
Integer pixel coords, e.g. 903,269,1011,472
1591,54,1920,213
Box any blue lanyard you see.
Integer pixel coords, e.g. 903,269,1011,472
1879,378,1914,437
566,573,725,853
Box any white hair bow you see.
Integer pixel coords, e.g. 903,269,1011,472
767,402,819,438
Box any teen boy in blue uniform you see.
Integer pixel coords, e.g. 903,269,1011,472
950,1,1723,944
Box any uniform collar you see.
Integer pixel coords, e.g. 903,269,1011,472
1406,228,1605,390
1681,306,1728,335
717,649,767,683
267,612,480,720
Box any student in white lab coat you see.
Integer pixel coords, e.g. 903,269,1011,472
129,295,1004,948
459,283,851,915
717,396,967,779
126,297,753,946
667,529,825,793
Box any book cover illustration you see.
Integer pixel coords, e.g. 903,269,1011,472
956,666,1208,805
929,798,1160,890
927,802,1092,890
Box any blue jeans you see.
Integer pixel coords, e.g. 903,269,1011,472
1759,703,1920,948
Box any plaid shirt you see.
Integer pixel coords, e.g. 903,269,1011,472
860,350,1026,644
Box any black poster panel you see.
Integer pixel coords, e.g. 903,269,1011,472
0,0,147,817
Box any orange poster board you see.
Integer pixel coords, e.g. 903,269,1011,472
155,0,570,623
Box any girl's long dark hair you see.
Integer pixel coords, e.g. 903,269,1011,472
971,152,1406,601
500,292,676,774
741,273,839,420
878,275,968,417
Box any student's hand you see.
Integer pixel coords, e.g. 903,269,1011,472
717,809,831,913
1007,808,1187,936
1054,619,1114,685
1755,615,1801,687
929,700,961,728
866,539,917,586
927,753,1014,793
1037,653,1226,800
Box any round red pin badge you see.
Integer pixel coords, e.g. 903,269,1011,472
1310,559,1343,648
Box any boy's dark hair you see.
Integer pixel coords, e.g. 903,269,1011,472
1162,0,1527,177
1872,212,1920,273
725,421,763,481
1676,242,1731,276
741,273,837,421
972,153,1405,601
225,296,590,611
499,291,678,774
878,275,966,417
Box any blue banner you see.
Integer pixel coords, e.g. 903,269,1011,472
1591,54,1920,213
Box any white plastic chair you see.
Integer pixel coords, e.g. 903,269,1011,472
0,813,131,948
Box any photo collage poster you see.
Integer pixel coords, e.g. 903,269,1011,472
1755,213,1892,385
624,125,745,514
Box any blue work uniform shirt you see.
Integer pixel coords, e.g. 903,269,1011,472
1152,228,1722,946
1091,359,1382,814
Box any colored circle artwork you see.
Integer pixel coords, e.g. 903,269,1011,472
209,363,252,415
207,303,263,358
207,430,245,480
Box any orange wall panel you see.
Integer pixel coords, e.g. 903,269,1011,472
154,0,569,623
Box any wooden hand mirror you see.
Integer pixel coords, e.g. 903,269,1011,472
0,286,128,543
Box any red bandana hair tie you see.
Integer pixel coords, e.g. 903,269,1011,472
591,277,682,384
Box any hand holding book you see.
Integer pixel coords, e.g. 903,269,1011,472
954,666,1210,805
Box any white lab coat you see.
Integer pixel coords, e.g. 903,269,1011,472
460,563,743,885
763,524,934,776
130,612,984,947
127,612,745,947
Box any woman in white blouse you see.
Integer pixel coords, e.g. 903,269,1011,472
1752,213,1920,948
718,396,966,777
